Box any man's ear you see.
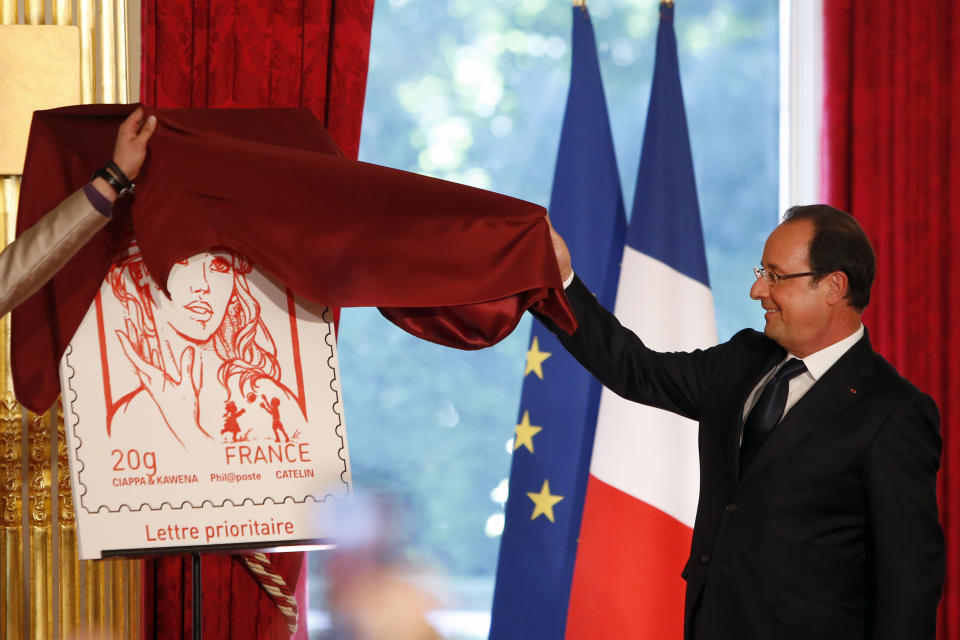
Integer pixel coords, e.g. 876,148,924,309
824,271,849,305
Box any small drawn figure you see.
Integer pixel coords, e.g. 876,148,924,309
221,401,246,442
260,394,289,443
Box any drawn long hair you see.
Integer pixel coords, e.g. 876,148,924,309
108,245,281,399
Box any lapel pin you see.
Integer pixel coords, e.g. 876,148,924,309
848,386,857,394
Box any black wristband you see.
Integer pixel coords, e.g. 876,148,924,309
91,163,135,197
105,161,134,191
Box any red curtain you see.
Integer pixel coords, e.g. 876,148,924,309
141,0,373,159
139,1,374,637
821,2,960,638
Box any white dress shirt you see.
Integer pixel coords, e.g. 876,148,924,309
741,324,865,424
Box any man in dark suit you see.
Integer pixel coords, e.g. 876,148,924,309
542,206,944,639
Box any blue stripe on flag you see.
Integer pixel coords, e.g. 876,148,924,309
489,6,627,639
627,2,710,287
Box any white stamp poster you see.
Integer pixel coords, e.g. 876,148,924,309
60,244,351,559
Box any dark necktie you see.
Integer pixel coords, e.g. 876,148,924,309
740,358,808,475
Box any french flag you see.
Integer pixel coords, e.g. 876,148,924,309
565,3,717,639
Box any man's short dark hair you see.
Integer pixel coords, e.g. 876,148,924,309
782,204,876,312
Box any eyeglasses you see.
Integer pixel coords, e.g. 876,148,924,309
753,266,819,286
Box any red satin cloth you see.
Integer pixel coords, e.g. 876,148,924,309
12,104,575,415
821,3,960,638
138,3,377,637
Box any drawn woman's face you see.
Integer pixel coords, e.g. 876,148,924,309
153,251,235,342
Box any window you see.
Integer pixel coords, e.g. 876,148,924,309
310,1,778,637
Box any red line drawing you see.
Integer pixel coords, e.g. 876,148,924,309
97,244,307,451
286,290,307,419
94,291,114,436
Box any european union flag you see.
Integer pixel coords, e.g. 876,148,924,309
489,5,627,638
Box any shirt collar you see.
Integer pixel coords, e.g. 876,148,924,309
789,324,865,381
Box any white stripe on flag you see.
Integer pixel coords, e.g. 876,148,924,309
591,246,718,528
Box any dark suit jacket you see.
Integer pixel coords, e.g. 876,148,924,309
544,276,944,640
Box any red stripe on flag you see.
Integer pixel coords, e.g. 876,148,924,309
565,475,692,640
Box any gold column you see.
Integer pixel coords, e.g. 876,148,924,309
23,0,42,25
78,1,96,104
1,2,142,638
0,0,16,25
0,176,24,640
0,397,23,640
128,558,142,638
116,1,130,103
27,410,52,638
53,0,72,26
55,402,80,638
85,560,107,636
109,559,125,636
99,1,117,103
1,7,32,640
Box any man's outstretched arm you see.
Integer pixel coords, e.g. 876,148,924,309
538,219,726,421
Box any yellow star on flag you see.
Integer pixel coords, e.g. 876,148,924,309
524,336,552,379
513,410,542,453
527,479,564,522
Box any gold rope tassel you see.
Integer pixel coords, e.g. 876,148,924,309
239,552,299,635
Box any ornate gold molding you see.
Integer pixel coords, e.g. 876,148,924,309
1,2,141,638
27,409,51,638
0,393,23,639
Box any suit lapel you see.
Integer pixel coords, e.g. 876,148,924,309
739,333,876,483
